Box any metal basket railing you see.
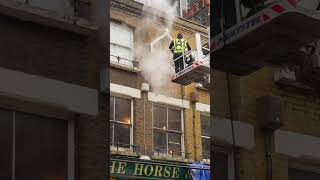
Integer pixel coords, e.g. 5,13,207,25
170,48,210,74
110,54,139,69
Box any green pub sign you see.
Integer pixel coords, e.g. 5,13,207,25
110,159,192,179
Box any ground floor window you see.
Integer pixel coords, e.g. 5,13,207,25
212,145,234,180
200,114,210,160
152,104,184,157
110,96,133,149
0,108,69,180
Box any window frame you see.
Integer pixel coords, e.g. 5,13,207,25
152,103,185,158
212,145,235,180
0,109,74,180
200,113,210,161
110,95,134,151
110,21,134,68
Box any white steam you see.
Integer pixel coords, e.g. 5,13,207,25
135,0,178,92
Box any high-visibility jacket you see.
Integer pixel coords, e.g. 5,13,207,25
173,38,187,54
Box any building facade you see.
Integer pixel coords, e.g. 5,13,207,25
109,0,210,179
212,66,320,180
181,0,210,27
0,0,107,180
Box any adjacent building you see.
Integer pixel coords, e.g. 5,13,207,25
181,0,210,27
0,0,107,179
212,66,320,180
108,0,210,179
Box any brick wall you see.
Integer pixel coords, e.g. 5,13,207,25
213,66,320,180
110,2,210,165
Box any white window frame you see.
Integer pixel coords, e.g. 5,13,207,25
6,110,74,180
200,113,210,162
152,103,185,158
110,95,134,151
110,21,134,68
213,146,235,180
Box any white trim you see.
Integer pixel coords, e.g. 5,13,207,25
195,103,210,113
0,67,98,116
274,130,320,159
211,117,255,149
12,112,15,180
181,109,185,158
130,99,134,151
110,83,141,99
109,96,134,150
228,151,235,180
68,120,75,180
148,92,189,109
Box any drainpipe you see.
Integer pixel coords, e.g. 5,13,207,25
192,101,197,161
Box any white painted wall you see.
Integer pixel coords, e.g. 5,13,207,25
0,67,98,116
195,102,210,113
211,117,255,149
148,92,190,109
274,130,320,159
110,83,141,98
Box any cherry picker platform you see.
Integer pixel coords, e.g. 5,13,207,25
171,51,210,85
170,31,210,87
212,0,320,75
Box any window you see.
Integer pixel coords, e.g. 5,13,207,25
110,96,133,149
153,105,184,157
213,152,229,180
212,145,235,180
201,114,210,160
0,109,69,180
110,22,134,68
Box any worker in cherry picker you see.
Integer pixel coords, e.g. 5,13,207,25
169,32,192,73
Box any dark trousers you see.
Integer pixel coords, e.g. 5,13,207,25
173,53,184,73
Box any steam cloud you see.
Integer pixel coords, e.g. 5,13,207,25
135,0,178,92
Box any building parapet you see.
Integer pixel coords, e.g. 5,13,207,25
0,0,97,36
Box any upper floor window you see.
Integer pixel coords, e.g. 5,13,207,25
0,109,69,180
110,21,134,68
201,114,210,160
153,104,184,157
110,96,133,149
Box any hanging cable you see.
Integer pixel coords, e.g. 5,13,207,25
219,0,239,179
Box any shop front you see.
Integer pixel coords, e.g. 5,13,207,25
110,155,193,180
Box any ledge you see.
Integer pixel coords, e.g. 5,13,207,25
195,102,210,113
110,62,141,73
0,0,97,36
110,83,141,98
0,67,98,116
152,154,193,163
110,147,139,157
148,92,190,109
211,117,255,150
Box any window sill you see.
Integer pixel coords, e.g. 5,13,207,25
110,62,141,73
201,159,210,164
110,146,139,157
152,153,192,163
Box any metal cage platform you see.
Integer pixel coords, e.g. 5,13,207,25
171,58,210,85
212,0,320,75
